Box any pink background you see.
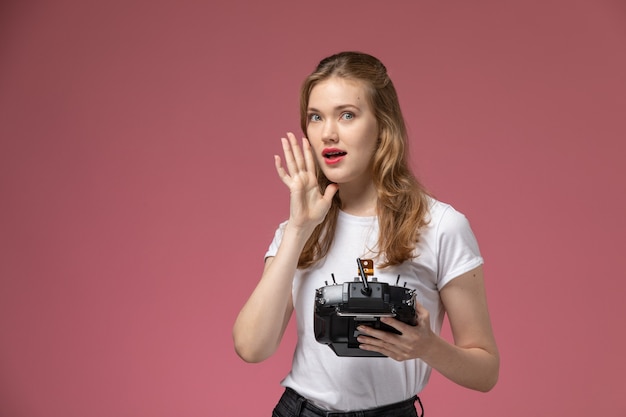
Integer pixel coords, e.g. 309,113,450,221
1,1,625,415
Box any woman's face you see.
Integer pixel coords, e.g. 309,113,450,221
306,77,379,188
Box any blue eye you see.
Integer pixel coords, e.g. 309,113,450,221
341,112,354,120
309,114,322,122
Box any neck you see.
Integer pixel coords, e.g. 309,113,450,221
338,182,378,217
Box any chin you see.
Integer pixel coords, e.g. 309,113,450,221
321,172,346,184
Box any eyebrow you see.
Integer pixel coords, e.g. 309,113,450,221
307,104,360,113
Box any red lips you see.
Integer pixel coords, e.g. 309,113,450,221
322,148,347,165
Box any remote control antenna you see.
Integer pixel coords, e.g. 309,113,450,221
331,273,337,284
356,258,372,296
396,275,400,286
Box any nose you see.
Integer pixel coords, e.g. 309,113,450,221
321,120,338,143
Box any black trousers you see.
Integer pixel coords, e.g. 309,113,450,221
272,388,424,417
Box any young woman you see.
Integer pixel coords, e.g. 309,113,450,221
233,51,499,417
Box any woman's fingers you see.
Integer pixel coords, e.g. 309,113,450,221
302,137,317,174
280,137,297,178
274,155,289,184
278,132,317,182
287,132,307,173
274,132,333,228
280,132,306,177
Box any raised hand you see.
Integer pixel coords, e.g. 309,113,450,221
274,132,338,231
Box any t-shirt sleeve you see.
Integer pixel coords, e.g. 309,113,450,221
264,221,288,260
436,205,484,289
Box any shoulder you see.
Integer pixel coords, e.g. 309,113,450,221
426,197,472,234
424,197,483,283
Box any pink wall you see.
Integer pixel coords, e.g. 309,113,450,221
1,1,625,415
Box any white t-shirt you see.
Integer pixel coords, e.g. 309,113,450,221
265,198,483,411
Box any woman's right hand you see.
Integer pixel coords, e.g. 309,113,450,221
234,132,338,363
274,132,338,231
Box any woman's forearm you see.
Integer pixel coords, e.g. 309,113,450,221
232,224,312,362
421,333,499,392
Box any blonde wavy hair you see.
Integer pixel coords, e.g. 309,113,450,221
297,51,430,269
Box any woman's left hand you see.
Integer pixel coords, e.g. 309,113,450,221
356,301,435,361
357,267,499,391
